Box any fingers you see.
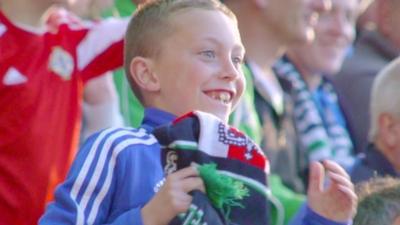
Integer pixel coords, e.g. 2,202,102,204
306,160,358,222
141,187,193,225
180,177,205,193
324,160,355,196
164,167,205,213
308,161,324,194
323,160,350,179
142,166,205,224
337,184,358,201
167,166,199,180
327,171,353,188
326,163,357,204
328,171,357,200
169,190,193,212
166,166,205,192
309,160,353,193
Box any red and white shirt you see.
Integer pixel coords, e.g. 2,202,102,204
0,8,128,225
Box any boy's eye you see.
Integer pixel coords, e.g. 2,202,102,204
200,50,216,59
232,56,244,66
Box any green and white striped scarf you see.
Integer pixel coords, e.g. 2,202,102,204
274,57,354,170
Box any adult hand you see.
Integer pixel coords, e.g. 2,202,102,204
141,166,205,225
307,160,357,222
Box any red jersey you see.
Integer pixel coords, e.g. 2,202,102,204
0,8,127,225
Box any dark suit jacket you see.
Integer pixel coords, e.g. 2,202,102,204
333,30,399,154
350,144,399,184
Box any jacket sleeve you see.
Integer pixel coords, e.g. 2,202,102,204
39,128,145,225
302,205,352,225
77,17,130,83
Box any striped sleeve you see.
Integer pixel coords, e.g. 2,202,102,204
39,127,157,225
77,17,130,82
0,22,6,37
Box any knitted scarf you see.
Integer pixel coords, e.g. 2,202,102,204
153,111,270,225
274,57,354,170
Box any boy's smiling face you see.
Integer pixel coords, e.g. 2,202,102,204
150,9,245,122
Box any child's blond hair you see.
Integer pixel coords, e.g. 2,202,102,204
124,0,236,102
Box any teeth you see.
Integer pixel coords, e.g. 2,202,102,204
208,91,231,104
220,92,230,103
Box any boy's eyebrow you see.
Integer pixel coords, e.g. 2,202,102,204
200,36,245,54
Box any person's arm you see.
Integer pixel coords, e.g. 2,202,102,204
39,128,148,225
44,7,129,82
40,128,205,225
302,205,352,225
303,160,356,225
82,72,124,141
76,16,130,82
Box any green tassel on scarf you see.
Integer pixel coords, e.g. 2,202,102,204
197,163,249,221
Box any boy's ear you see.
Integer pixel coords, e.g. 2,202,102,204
378,113,397,148
129,57,160,92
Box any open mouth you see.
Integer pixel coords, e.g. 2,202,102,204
204,90,233,105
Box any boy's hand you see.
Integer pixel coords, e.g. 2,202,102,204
141,166,205,225
307,160,357,222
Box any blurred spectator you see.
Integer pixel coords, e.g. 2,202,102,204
351,57,400,183
104,0,145,128
226,0,330,192
285,0,359,171
225,0,331,224
0,0,127,224
354,176,400,225
355,0,377,33
81,72,123,141
333,0,400,154
99,0,151,129
68,0,124,141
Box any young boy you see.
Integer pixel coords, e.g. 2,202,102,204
40,0,356,224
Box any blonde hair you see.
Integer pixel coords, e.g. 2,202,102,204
124,0,236,102
354,177,400,225
369,57,400,140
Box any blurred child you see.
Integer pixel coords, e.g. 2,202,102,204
0,0,127,224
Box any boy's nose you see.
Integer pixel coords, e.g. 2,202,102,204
220,61,240,81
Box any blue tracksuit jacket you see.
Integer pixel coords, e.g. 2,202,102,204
39,108,351,225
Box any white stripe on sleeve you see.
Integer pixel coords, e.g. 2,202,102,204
77,18,129,70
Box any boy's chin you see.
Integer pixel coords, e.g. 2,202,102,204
212,111,229,123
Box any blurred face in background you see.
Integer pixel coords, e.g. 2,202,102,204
68,0,114,18
378,0,400,48
261,0,332,45
288,0,357,76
